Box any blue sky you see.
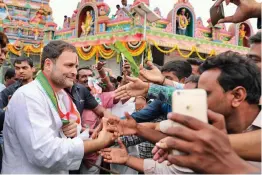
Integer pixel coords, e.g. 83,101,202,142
50,0,260,32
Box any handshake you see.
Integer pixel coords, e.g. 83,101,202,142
90,112,138,148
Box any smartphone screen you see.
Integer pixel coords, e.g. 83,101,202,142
210,1,225,26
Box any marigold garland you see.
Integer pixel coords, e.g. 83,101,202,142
151,40,216,60
98,45,116,59
8,44,43,56
77,46,97,61
123,41,146,57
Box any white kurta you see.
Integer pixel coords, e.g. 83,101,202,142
2,80,84,174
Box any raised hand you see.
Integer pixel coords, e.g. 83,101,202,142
100,138,129,164
139,61,164,84
214,0,261,24
114,76,149,100
96,61,106,70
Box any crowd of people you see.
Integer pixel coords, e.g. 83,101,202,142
0,0,260,174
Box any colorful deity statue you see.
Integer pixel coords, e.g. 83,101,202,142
238,23,248,46
81,10,94,36
30,5,48,25
33,27,39,40
0,0,11,20
99,5,107,16
177,8,190,35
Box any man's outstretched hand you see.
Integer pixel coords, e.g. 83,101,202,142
100,138,129,164
114,76,149,100
106,112,138,136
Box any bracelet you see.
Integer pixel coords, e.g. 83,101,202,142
160,77,165,85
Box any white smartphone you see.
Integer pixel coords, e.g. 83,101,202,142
159,89,207,172
172,89,208,123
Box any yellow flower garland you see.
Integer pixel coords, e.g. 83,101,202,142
152,40,216,60
151,40,177,54
8,44,43,56
77,46,97,61
124,41,146,57
7,45,21,56
177,46,195,58
97,45,116,59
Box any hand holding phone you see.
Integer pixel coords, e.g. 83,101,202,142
210,1,225,26
159,89,208,172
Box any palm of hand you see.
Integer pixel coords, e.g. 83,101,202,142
109,148,129,164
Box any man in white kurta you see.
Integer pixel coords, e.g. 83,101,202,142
2,78,84,174
1,40,115,174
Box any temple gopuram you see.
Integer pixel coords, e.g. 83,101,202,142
1,0,253,74
0,0,56,68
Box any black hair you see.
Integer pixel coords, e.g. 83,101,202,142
0,32,9,48
199,51,261,104
185,75,200,84
4,68,15,81
161,60,192,80
41,40,76,70
187,58,204,66
116,4,120,8
249,31,261,44
14,56,34,67
76,66,95,79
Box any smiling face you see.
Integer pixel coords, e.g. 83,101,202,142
78,69,93,85
47,51,79,89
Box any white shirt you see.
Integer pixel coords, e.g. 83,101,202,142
110,97,136,117
0,83,5,92
2,80,84,174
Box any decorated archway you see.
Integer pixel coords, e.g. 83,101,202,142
175,7,194,37
167,1,197,37
76,3,98,38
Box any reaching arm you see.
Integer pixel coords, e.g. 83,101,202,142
131,100,165,123
136,124,167,144
139,122,158,130
92,105,106,118
229,130,261,162
125,156,144,173
97,67,115,92
147,84,176,105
